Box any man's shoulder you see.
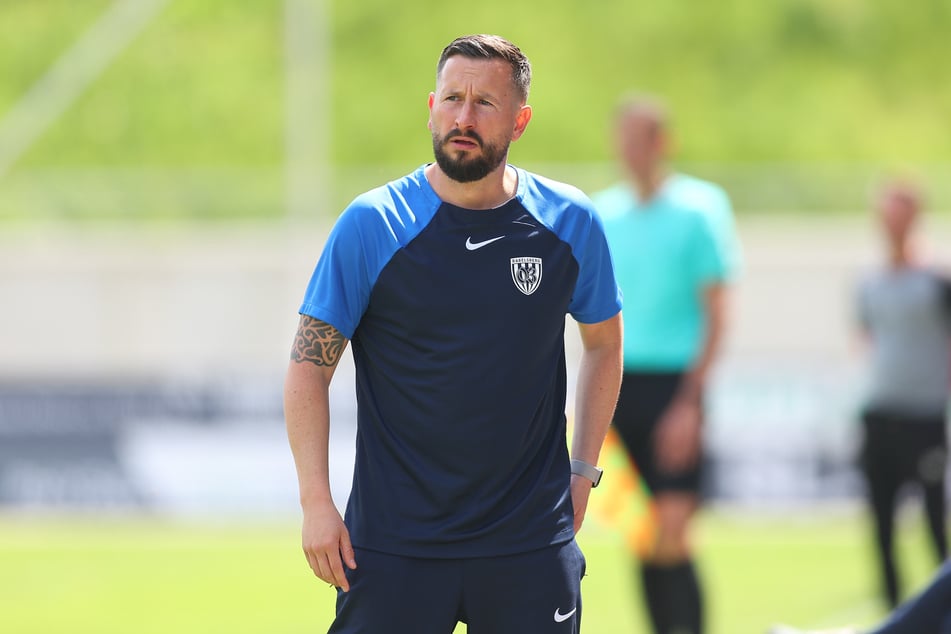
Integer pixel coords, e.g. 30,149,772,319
515,166,602,229
348,166,430,209
667,172,728,195
518,167,592,208
665,173,731,211
590,182,635,221
340,166,437,224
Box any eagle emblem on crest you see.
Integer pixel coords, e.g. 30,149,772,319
510,257,543,295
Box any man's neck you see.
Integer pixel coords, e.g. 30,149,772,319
888,239,919,269
630,167,668,203
889,247,913,269
425,163,517,210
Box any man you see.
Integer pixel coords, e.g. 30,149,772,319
854,180,950,609
591,95,740,634
284,34,623,634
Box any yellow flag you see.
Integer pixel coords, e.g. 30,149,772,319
584,426,657,557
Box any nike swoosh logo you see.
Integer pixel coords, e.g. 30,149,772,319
465,235,505,251
554,607,577,623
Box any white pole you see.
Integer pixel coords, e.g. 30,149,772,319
0,0,170,180
284,0,330,223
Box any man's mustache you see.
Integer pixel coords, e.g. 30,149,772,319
444,129,483,147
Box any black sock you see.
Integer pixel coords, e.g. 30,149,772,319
640,560,703,634
640,563,670,634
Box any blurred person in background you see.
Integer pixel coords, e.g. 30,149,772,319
591,94,741,634
854,179,951,610
284,34,623,634
769,558,951,634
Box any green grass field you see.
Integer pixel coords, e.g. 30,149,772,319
0,509,941,634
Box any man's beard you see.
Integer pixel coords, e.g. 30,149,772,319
432,129,509,183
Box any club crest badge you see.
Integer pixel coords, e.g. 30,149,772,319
510,257,542,295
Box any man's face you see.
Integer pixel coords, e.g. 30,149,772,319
428,56,530,183
617,112,664,177
877,188,918,245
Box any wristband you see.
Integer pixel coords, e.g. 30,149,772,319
570,459,603,488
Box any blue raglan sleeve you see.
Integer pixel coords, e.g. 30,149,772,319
564,200,623,324
299,211,368,340
299,201,381,340
298,176,435,339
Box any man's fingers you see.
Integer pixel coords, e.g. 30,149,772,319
305,549,321,578
657,437,691,472
573,508,586,534
339,533,357,570
655,433,679,469
326,551,351,592
661,441,698,472
303,546,351,592
313,551,350,593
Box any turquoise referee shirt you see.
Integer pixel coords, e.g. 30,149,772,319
592,173,739,371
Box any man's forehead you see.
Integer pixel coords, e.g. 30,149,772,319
437,56,513,86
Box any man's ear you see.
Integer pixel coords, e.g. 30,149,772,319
427,92,435,131
511,104,533,141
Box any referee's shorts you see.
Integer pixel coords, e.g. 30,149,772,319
612,370,705,496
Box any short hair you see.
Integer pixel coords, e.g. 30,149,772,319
436,34,532,101
615,93,670,135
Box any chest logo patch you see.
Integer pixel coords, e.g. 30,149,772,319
511,257,543,295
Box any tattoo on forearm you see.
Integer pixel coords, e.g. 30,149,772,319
291,316,345,367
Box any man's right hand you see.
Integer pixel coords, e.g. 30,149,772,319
301,500,357,592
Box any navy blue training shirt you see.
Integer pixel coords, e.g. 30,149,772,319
299,164,622,558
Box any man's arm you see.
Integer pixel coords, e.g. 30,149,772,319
679,283,726,403
656,282,727,470
570,312,623,533
283,315,357,591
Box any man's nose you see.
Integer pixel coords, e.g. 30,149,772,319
454,100,477,129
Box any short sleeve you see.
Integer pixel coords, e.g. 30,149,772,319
710,189,742,279
520,170,622,324
568,208,623,324
298,207,375,339
691,212,728,286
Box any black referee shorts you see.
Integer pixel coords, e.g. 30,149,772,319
612,371,705,496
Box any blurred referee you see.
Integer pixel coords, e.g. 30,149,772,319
592,94,741,634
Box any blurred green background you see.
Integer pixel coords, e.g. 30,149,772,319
1,0,950,220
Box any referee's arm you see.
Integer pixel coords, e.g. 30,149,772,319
570,311,624,533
